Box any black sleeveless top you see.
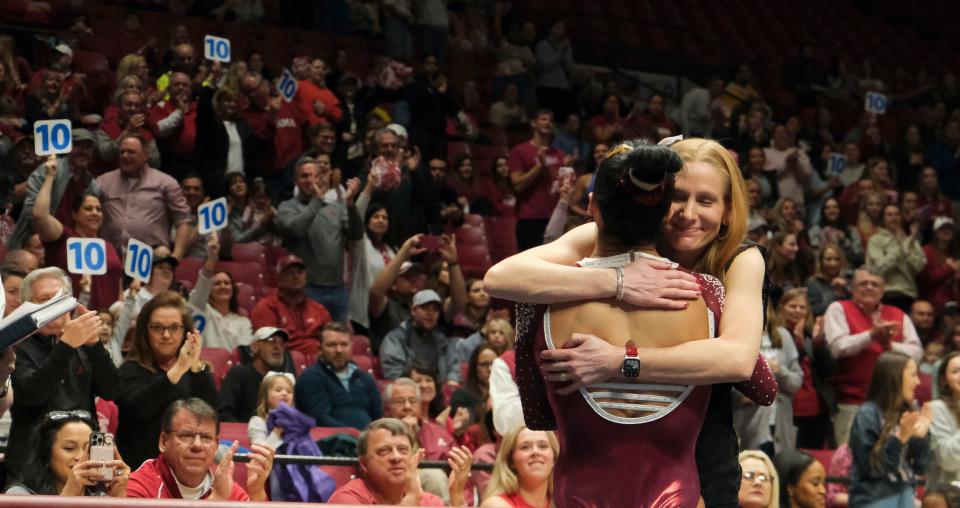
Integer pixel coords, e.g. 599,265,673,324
696,241,770,507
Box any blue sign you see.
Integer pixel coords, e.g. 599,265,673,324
828,153,847,174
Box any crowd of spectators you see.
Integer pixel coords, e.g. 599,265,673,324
0,0,960,505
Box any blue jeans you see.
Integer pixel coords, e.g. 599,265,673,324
863,486,914,508
305,284,349,323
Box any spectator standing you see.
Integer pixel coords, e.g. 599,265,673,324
734,294,803,456
808,197,864,268
919,217,960,314
865,204,926,312
7,268,116,479
295,59,343,128
276,157,362,322
534,22,574,120
403,56,457,161
674,77,725,138
412,0,450,62
383,0,415,60
218,327,294,423
95,135,194,258
249,255,333,356
916,167,960,225
33,157,121,309
296,322,382,429
925,120,960,201
764,124,815,210
349,180,395,332
126,398,274,501
115,292,219,470
508,109,569,251
806,243,851,317
7,128,98,250
194,86,265,192
849,351,931,506
380,289,459,382
825,267,924,446
367,236,432,351
94,91,161,169
488,83,527,129
783,289,836,450
148,71,197,179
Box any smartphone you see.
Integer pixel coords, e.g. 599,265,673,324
557,166,575,181
89,432,114,481
419,235,442,251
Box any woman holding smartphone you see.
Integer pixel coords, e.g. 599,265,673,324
6,410,130,496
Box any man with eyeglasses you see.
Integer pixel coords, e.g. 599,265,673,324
824,266,923,445
127,398,275,500
7,267,118,482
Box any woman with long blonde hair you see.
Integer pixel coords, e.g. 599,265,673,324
485,137,773,507
481,426,558,508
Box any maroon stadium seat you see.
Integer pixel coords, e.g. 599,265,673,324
231,242,267,266
351,335,372,356
214,261,265,295
200,347,234,388
174,257,205,287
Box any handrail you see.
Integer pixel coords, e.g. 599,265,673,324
232,453,494,472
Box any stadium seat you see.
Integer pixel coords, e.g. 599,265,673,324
214,261,265,295
457,243,493,279
351,335,372,356
485,216,517,262
200,347,234,388
353,354,374,376
220,421,252,449
235,282,257,316
289,349,311,375
231,242,267,266
174,257,205,287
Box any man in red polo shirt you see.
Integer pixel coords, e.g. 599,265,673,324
507,109,573,251
824,266,923,445
250,255,332,357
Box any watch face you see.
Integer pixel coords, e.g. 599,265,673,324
622,358,640,378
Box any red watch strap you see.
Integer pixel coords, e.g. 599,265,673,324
625,343,638,356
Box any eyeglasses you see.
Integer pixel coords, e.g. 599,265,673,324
170,431,217,446
149,323,185,335
389,397,418,406
742,472,771,484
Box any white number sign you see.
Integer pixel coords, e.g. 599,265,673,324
197,197,229,235
865,92,888,114
124,238,154,284
278,69,298,102
66,238,108,275
34,119,72,156
203,35,231,63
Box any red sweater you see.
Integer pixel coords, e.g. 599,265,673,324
249,291,332,356
832,300,905,404
126,455,249,500
296,80,343,127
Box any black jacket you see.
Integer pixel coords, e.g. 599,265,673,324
8,336,120,481
115,362,219,470
194,87,270,192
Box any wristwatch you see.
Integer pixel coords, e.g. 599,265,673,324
621,341,640,378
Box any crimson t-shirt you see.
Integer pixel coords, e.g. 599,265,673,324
507,142,564,220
